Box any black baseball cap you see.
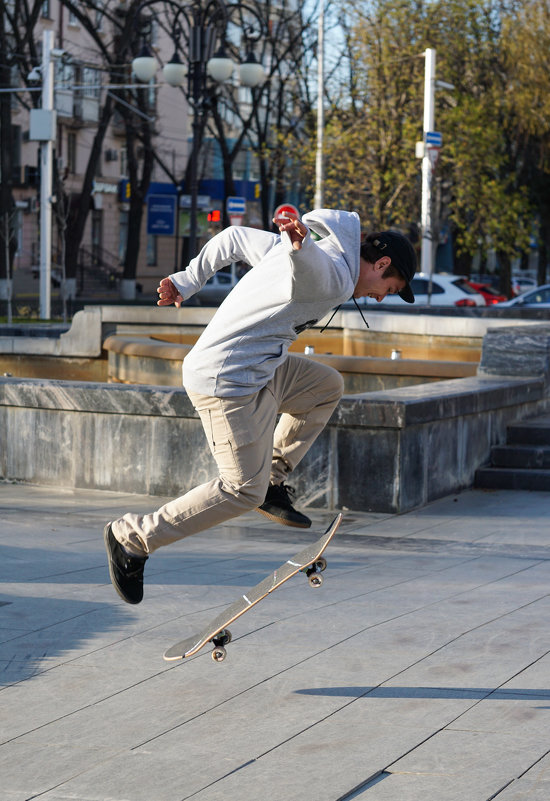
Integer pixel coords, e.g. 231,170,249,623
368,231,417,303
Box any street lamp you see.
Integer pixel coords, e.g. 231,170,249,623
130,0,265,260
418,48,454,292
28,30,57,320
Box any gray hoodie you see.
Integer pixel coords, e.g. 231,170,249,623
169,209,361,397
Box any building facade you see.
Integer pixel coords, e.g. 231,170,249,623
6,0,262,309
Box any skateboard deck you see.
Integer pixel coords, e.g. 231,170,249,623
163,512,343,663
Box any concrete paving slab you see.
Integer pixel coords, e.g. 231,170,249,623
384,729,548,801
493,750,550,800
2,481,550,801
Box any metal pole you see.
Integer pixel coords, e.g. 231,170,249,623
188,55,201,261
420,48,435,282
314,0,324,210
39,30,54,319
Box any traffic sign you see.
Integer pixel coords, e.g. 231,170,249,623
179,194,211,210
274,203,299,219
226,196,247,215
146,195,176,236
425,131,443,147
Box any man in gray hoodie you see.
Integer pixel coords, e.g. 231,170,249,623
104,209,417,604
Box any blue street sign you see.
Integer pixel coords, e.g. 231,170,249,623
425,131,443,147
147,195,176,236
226,196,247,215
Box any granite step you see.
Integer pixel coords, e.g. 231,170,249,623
475,466,550,491
507,415,550,446
474,414,550,490
491,444,550,469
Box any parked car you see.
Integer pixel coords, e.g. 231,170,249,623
497,283,550,308
346,273,486,308
467,281,508,306
512,275,538,296
182,268,239,306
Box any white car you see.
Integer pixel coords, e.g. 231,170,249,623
347,273,486,308
512,275,538,295
497,283,550,308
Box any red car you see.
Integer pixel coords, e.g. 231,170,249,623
467,281,508,306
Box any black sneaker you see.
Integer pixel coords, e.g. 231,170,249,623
103,523,148,604
256,483,312,529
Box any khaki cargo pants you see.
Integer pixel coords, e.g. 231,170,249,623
112,355,344,555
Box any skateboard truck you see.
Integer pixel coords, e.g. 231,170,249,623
211,629,232,662
301,556,327,587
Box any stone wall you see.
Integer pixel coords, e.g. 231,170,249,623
3,320,550,513
1,369,547,514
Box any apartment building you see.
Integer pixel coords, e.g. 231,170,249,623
7,0,262,304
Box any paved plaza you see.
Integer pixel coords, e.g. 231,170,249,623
2,481,550,800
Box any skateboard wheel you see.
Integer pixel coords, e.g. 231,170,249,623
212,645,227,662
314,557,327,572
308,573,323,588
213,629,232,646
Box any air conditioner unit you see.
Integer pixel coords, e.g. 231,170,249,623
105,148,118,162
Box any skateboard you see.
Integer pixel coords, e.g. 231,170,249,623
163,512,343,663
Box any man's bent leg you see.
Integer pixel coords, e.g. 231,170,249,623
269,355,344,484
111,389,278,556
256,356,344,528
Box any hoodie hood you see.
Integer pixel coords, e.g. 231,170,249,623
303,208,361,286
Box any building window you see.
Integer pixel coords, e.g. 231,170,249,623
119,210,128,263
91,210,103,264
11,125,22,184
14,210,23,256
95,1,104,32
147,235,157,266
67,132,77,173
41,0,51,18
83,67,101,99
10,65,20,110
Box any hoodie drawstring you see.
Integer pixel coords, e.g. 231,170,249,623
320,297,370,333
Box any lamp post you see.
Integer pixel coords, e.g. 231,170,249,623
313,0,324,210
420,48,436,280
131,0,265,260
27,31,57,320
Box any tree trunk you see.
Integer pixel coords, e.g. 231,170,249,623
538,217,549,287
122,117,155,291
65,95,114,278
498,250,512,297
0,8,16,288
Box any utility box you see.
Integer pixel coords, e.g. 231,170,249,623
29,109,57,141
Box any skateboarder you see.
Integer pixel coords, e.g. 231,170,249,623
104,209,417,604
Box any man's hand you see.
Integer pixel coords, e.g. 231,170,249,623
156,277,183,307
273,212,307,251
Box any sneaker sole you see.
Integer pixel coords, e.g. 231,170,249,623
255,507,312,529
103,523,142,605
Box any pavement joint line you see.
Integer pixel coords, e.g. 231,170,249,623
336,771,390,800
178,758,258,801
487,779,517,800
488,744,550,799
